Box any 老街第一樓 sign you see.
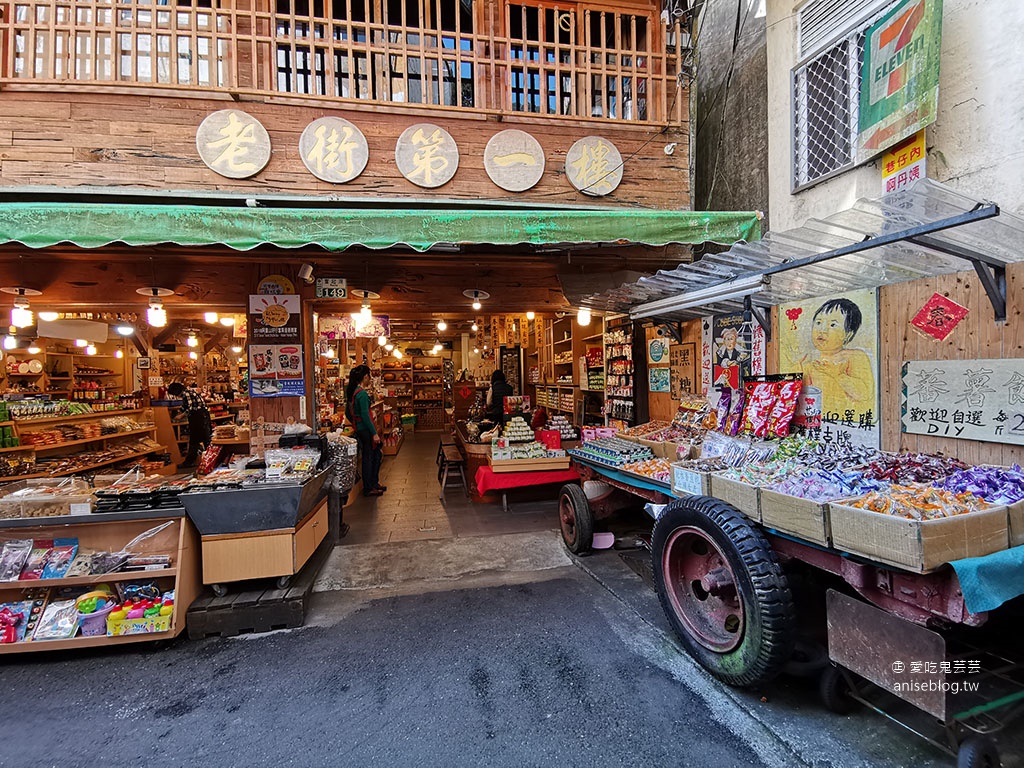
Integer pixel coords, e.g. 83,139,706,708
902,359,1024,445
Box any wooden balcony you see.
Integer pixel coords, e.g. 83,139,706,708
0,0,690,126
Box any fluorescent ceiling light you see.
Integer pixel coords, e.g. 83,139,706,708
630,275,769,320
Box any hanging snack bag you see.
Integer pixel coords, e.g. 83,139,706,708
767,380,803,438
741,381,778,437
715,388,732,434
726,385,746,436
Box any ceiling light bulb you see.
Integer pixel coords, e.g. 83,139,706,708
147,302,166,328
322,347,335,359
2,335,16,350
394,350,403,359
473,347,479,354
74,339,88,348
472,300,482,311
471,323,478,332
231,345,243,353
526,311,535,321
27,344,41,354
204,311,219,324
187,334,198,348
377,335,387,346
220,316,235,327
188,350,198,360
10,305,33,329
361,303,372,319
115,324,134,336
38,311,58,322
437,320,447,331
85,345,97,356
115,349,124,359
385,344,394,352
577,308,592,326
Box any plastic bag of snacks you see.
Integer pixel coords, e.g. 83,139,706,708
702,432,752,467
766,380,802,438
741,381,777,437
725,386,746,436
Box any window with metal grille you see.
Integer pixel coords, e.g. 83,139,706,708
791,2,892,190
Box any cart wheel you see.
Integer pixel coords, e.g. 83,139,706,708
652,496,796,688
211,583,228,598
276,575,291,589
785,639,829,679
958,735,1001,768
559,483,594,555
819,664,856,714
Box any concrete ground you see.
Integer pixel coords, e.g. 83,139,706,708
2,433,1022,767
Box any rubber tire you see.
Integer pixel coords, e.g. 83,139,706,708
276,576,292,589
785,639,830,679
211,583,228,598
819,664,856,715
559,483,594,555
958,735,1001,768
652,495,796,688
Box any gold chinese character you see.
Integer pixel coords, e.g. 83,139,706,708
570,140,614,194
409,128,449,185
206,112,259,174
307,124,359,177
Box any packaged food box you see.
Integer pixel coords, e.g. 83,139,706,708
828,500,1008,573
0,479,93,519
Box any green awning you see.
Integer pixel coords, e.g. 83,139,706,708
0,203,761,252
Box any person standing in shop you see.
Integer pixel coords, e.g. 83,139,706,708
484,369,514,424
167,381,212,469
345,365,386,497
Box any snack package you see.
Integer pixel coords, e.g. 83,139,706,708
19,542,54,581
701,431,752,467
0,539,33,582
767,380,803,439
0,601,34,643
32,599,79,641
41,539,79,580
726,386,746,436
715,388,732,434
741,381,778,437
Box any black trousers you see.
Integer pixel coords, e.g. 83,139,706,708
184,409,212,466
356,431,382,492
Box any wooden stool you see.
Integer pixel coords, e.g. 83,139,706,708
439,445,468,501
436,434,456,465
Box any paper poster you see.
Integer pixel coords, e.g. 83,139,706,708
701,318,713,394
249,343,305,398
319,314,391,340
670,342,697,400
649,367,670,393
710,314,764,390
902,359,1024,445
249,294,301,343
779,289,880,448
910,292,969,342
648,337,669,365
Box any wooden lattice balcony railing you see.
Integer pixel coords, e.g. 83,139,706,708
0,0,690,126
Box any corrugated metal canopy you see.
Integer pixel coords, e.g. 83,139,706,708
574,179,1024,321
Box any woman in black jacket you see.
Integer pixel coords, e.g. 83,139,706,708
484,369,514,424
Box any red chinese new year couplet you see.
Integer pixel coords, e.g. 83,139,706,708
910,292,969,342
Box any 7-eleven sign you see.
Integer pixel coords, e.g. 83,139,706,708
859,0,943,158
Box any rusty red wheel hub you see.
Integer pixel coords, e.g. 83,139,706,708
559,495,577,545
662,525,745,652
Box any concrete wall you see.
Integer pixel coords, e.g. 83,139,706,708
766,0,1024,230
694,0,769,226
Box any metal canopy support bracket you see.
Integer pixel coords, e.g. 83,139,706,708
744,296,771,342
908,233,1007,322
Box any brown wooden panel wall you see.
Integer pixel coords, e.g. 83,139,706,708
0,92,691,210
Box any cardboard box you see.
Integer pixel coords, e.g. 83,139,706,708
488,455,571,473
638,437,672,459
710,474,760,520
759,488,830,546
671,463,712,497
828,501,1009,573
1007,499,1024,548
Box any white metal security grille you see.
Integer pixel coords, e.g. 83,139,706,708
797,0,892,59
792,1,894,190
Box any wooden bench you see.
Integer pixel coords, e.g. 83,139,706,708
439,444,468,500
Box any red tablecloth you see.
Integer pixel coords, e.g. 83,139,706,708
474,466,580,495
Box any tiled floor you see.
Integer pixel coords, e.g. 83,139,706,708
339,431,561,546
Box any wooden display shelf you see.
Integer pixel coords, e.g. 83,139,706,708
12,409,144,426
7,372,45,377
0,513,200,654
5,568,177,589
7,448,163,482
22,427,157,453
73,372,121,377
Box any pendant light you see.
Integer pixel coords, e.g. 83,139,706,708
377,335,387,346
85,345,97,356
231,345,243,353
38,311,59,322
220,316,235,327
1,287,41,329
577,308,592,326
204,311,219,324
186,332,199,348
463,289,490,312
471,323,478,332
437,319,447,332
115,349,124,359
526,311,535,321
188,350,198,360
137,286,172,328
2,334,16,351
27,343,41,354
115,323,134,336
